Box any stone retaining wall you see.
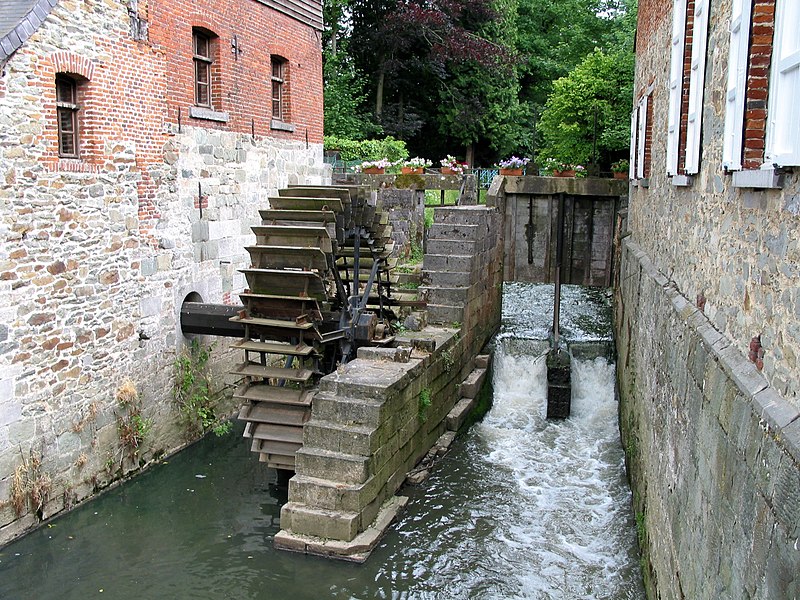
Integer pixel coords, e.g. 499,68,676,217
616,237,800,599
275,204,503,560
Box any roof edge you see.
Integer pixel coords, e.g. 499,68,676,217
0,0,58,63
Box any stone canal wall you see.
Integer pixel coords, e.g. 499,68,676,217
0,0,326,545
615,238,800,599
276,205,502,560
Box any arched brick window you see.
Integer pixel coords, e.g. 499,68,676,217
193,29,213,108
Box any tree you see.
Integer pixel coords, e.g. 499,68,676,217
536,47,634,168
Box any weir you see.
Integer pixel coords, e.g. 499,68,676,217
172,176,624,561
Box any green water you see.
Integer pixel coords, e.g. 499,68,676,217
0,284,644,599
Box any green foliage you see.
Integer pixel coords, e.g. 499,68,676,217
324,52,381,139
536,47,634,168
323,135,409,162
174,340,232,440
418,388,432,422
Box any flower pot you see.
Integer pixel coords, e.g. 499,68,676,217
362,167,385,174
553,169,576,177
499,168,523,176
401,167,424,174
441,167,455,175
613,171,627,180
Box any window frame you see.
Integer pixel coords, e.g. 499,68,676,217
271,58,286,121
684,0,710,175
765,0,800,167
193,30,213,108
666,0,687,176
56,75,79,158
722,0,753,171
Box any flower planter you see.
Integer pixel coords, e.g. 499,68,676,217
499,168,524,176
553,169,576,177
613,171,627,180
401,167,424,174
441,167,455,175
362,167,385,174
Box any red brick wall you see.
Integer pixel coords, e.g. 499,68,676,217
677,0,695,175
636,0,673,53
149,0,323,144
742,0,775,170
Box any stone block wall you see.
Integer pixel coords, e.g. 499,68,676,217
421,205,503,348
631,0,800,407
375,188,425,261
0,0,326,545
276,204,503,559
616,238,799,599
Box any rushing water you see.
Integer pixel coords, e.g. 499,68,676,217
0,283,643,599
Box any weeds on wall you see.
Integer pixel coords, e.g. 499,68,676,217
115,380,152,464
418,388,432,422
174,340,232,440
10,449,53,520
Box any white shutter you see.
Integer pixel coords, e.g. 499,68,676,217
630,108,638,179
667,0,687,176
685,0,710,174
722,0,752,170
637,95,648,179
765,0,800,167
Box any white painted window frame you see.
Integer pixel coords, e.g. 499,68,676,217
685,0,710,174
667,0,687,176
636,94,649,179
629,107,638,179
765,0,800,167
722,0,752,171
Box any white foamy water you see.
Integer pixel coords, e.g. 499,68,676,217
469,342,644,599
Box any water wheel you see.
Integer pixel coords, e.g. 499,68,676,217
233,185,397,471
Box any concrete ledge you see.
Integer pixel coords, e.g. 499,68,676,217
274,495,409,563
504,175,627,197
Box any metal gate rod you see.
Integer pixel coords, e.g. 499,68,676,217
553,192,565,351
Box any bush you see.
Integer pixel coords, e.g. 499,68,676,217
324,136,409,162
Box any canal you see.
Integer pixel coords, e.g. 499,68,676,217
0,283,644,599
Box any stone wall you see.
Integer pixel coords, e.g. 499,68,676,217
631,0,800,407
616,238,799,599
275,204,503,560
0,0,326,545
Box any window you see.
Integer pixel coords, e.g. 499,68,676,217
666,0,687,175
56,75,79,158
630,86,654,181
194,30,212,107
765,0,800,167
684,0,710,174
666,0,710,178
271,57,286,121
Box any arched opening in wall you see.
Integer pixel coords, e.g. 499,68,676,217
180,291,205,341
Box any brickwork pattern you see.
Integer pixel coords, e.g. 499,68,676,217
0,0,326,545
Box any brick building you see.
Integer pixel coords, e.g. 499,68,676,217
0,0,326,544
619,0,799,597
